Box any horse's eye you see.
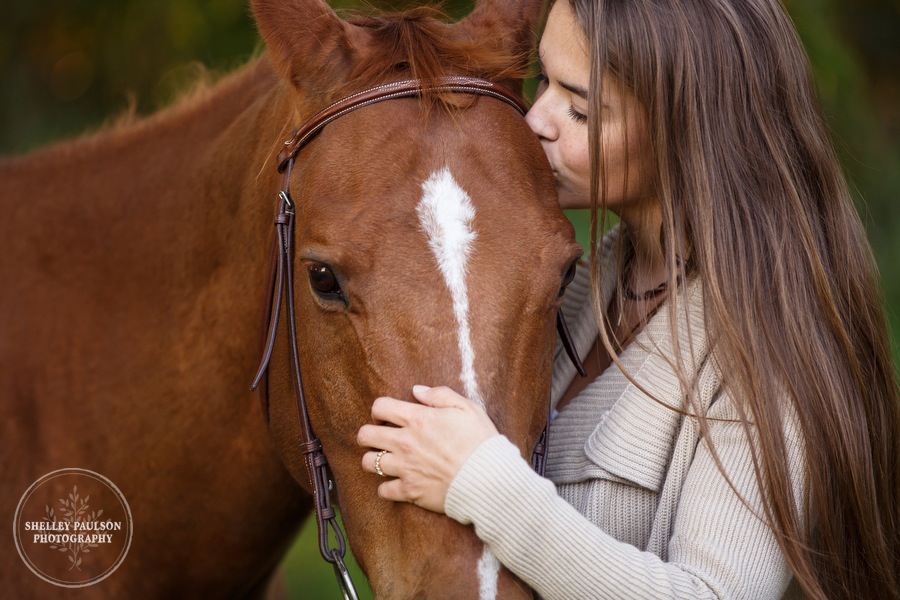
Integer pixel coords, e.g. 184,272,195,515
308,264,344,301
559,259,579,297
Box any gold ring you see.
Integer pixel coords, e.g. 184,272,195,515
374,449,386,477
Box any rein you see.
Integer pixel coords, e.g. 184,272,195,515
251,75,584,599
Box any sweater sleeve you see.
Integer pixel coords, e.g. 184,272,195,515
444,394,803,599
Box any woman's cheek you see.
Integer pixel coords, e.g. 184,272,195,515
565,140,592,200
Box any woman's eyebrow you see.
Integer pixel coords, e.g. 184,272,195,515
560,81,588,99
535,59,588,99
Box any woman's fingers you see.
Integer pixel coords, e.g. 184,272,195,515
377,478,414,504
412,385,469,408
356,385,501,514
361,450,431,509
356,396,419,451
374,467,442,510
366,388,473,431
357,422,402,453
370,395,420,426
361,449,386,476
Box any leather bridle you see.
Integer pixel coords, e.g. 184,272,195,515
250,75,585,599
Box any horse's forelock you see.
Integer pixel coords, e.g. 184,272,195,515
340,7,531,108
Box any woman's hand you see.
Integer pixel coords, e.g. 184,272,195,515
357,385,500,513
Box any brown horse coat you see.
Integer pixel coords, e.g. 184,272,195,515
0,1,579,597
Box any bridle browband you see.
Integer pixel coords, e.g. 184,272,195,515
275,76,528,172
250,75,585,600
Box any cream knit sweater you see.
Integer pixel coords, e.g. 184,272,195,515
445,230,806,599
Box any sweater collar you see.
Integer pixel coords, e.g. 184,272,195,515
547,228,711,492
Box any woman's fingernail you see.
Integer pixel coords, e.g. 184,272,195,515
412,385,431,395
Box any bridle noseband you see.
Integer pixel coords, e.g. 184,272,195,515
251,75,584,600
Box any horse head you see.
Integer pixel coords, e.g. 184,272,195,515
252,0,580,597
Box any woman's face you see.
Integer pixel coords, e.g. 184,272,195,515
526,1,653,215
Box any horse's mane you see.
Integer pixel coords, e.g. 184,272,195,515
342,6,531,107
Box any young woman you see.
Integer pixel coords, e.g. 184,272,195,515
357,0,900,597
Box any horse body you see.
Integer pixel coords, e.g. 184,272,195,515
1,59,306,598
1,1,579,597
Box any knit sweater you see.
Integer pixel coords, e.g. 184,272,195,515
445,229,806,599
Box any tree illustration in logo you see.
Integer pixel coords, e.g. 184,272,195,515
42,486,102,571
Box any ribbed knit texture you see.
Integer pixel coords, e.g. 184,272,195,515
445,228,806,599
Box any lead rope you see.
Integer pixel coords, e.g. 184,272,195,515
251,76,584,598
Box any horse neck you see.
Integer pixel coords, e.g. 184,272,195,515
0,59,311,594
0,59,306,482
0,58,298,327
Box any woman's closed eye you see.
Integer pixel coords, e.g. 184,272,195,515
567,106,588,124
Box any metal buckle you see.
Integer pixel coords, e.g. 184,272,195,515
331,549,360,600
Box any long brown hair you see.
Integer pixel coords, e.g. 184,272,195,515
568,0,900,597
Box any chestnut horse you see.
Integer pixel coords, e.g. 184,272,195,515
0,0,580,597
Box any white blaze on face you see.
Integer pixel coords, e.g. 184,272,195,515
477,547,501,600
416,167,484,408
417,168,499,599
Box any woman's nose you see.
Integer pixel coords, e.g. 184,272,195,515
525,93,557,142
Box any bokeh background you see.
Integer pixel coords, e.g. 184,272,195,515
2,0,898,597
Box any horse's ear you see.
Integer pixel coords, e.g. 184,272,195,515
252,0,368,89
457,0,547,60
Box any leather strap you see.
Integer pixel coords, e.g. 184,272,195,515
276,76,529,173
557,311,586,378
531,313,586,477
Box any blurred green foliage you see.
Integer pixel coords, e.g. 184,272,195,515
782,0,900,331
286,512,374,599
1,0,898,597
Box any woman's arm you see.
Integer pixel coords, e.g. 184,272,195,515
358,386,803,599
